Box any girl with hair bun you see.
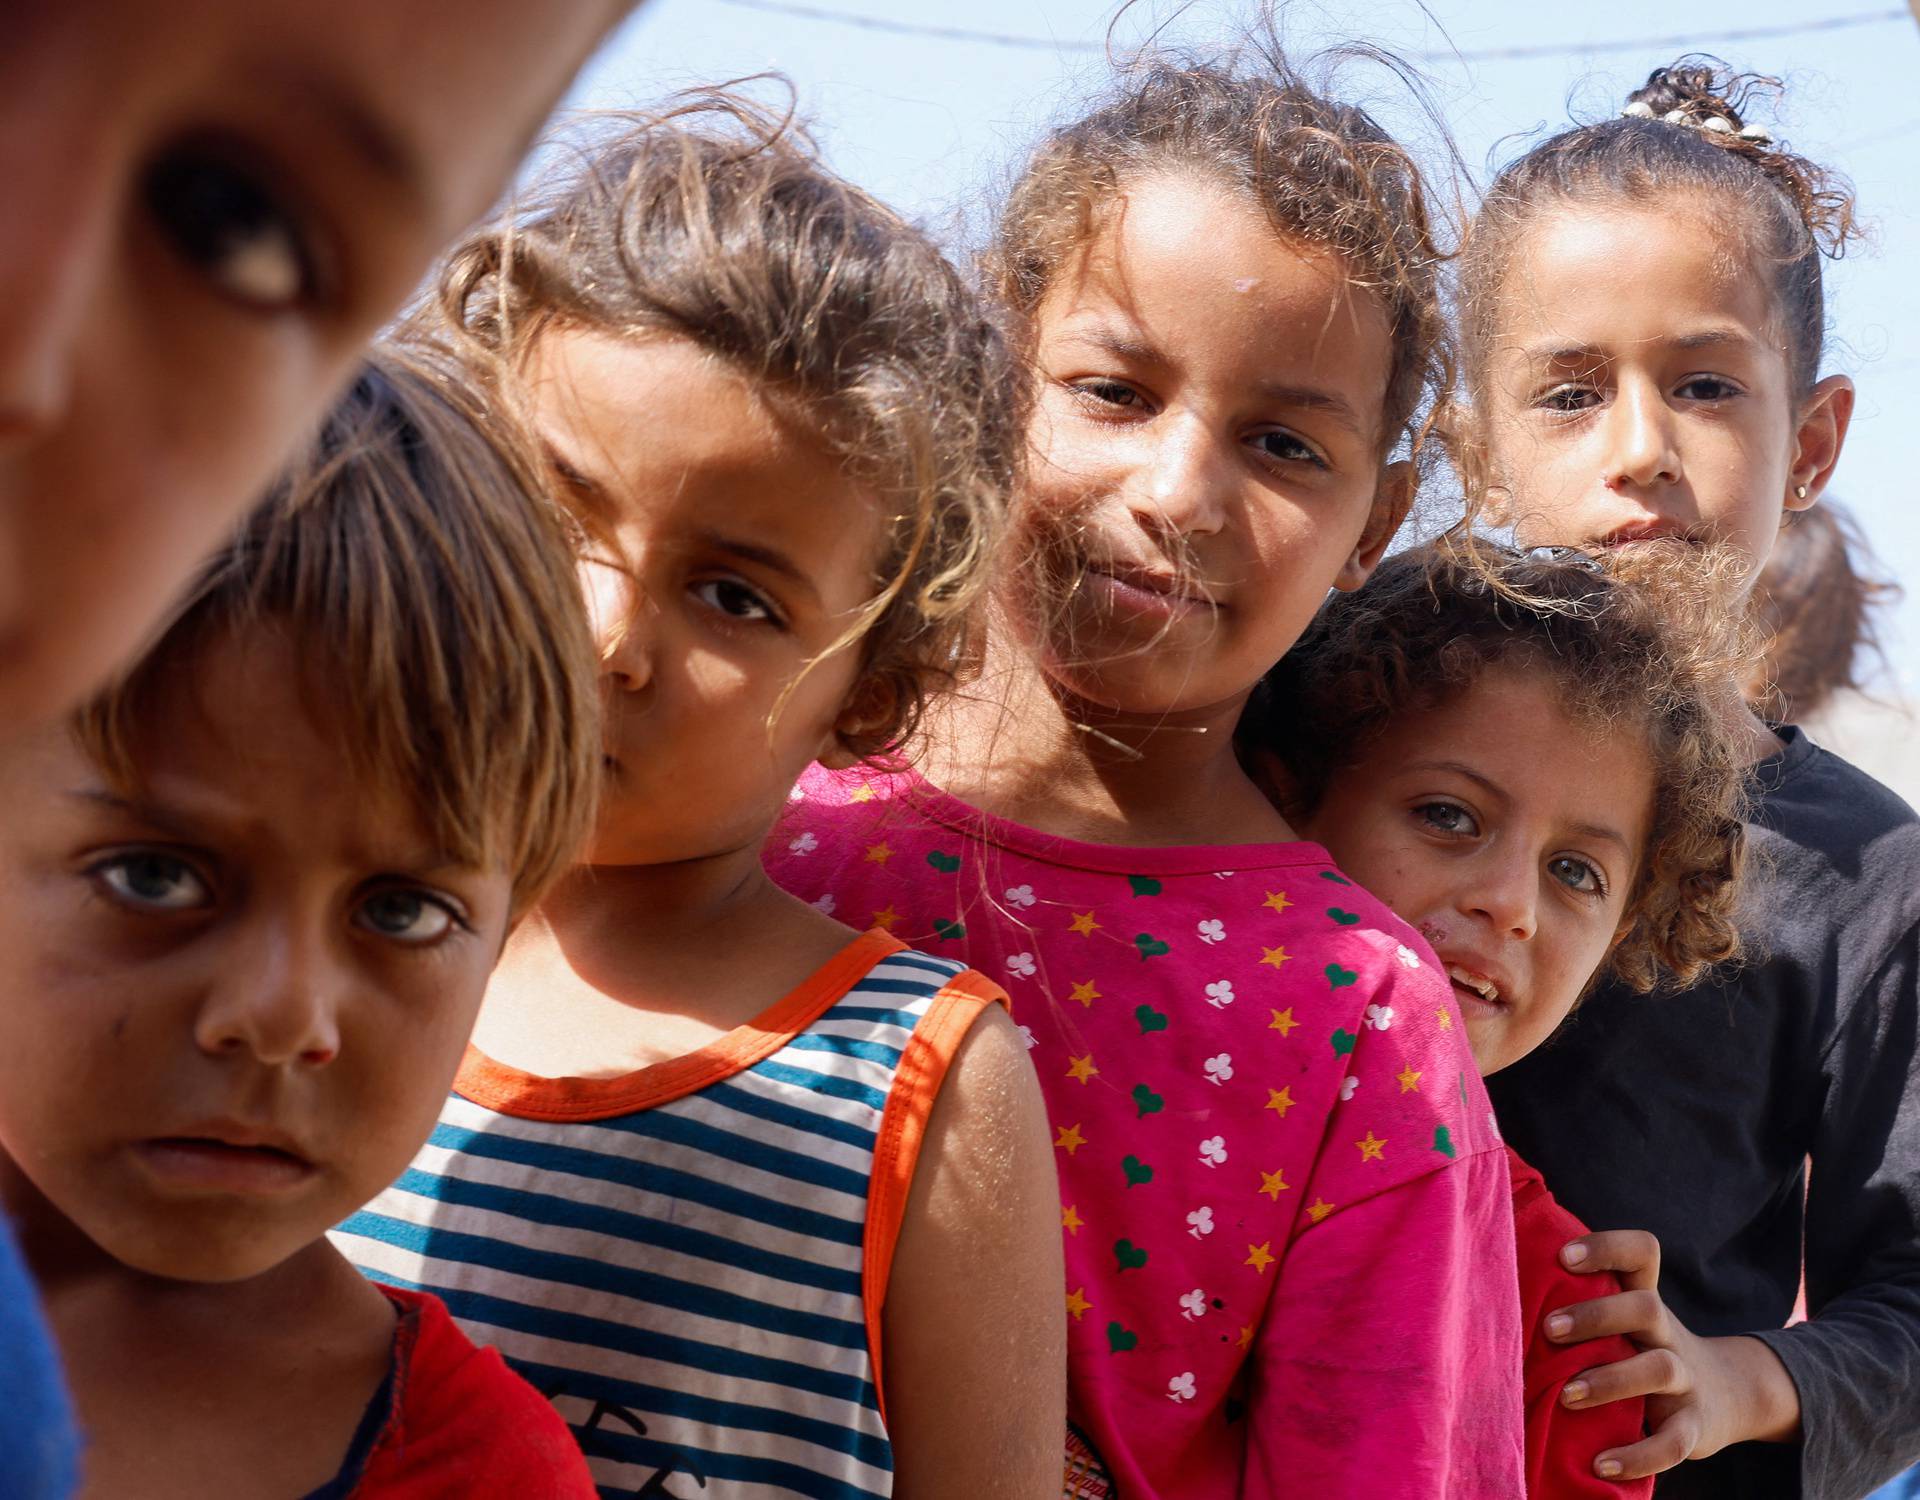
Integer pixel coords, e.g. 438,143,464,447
1457,57,1920,1497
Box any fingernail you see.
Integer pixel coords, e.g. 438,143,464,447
1546,1313,1572,1337
1562,1380,1588,1405
1562,1242,1588,1265
1597,1459,1622,1478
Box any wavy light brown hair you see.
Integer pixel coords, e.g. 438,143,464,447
75,346,601,913
1745,499,1903,721
1458,56,1860,416
1242,541,1749,994
425,89,1023,758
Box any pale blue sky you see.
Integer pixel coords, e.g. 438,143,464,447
564,0,1920,687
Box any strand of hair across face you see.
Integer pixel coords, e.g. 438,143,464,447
708,0,1910,63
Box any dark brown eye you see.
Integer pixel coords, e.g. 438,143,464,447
143,143,315,310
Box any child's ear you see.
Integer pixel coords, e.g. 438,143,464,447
815,673,902,771
1787,374,1855,513
1333,459,1416,593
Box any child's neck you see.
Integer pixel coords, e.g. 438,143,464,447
920,630,1297,848
478,838,858,1079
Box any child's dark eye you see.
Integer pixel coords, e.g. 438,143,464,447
1069,379,1146,411
143,142,317,311
691,578,779,625
1249,429,1325,468
1416,801,1478,836
1547,855,1606,896
1538,384,1600,414
356,890,462,945
1674,375,1741,402
93,853,211,913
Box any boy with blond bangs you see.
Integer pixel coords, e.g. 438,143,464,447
0,350,603,1498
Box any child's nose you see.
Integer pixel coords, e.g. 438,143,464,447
1463,856,1538,943
1601,380,1682,494
1127,416,1231,541
585,562,655,695
194,921,345,1069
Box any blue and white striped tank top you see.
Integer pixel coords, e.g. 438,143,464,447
332,931,1004,1500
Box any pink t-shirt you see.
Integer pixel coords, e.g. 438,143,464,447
768,764,1527,1499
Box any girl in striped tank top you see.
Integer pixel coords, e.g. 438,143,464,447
332,94,1065,1500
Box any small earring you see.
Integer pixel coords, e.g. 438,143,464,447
1794,483,1809,500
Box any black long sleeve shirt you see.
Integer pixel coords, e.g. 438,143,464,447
1490,728,1920,1500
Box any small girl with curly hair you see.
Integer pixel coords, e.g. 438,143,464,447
1457,57,1920,1496
333,97,1065,1500
766,44,1528,1500
1243,541,1750,1499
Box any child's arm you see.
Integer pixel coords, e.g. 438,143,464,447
1546,1228,1800,1480
881,1004,1066,1500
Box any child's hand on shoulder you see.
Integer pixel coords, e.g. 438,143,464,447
1545,1229,1802,1481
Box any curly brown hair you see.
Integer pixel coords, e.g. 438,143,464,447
985,40,1455,466
1745,499,1903,722
1240,540,1749,994
1458,56,1861,416
421,87,1025,758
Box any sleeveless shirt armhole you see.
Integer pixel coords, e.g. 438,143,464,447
861,966,1010,1424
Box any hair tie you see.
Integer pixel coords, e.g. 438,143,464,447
1622,101,1771,147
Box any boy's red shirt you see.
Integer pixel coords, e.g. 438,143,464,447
1508,1145,1652,1499
347,1286,595,1498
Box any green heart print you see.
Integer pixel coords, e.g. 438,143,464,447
1131,1083,1164,1118
1134,1003,1168,1035
1326,907,1360,926
1134,933,1170,960
1122,1154,1154,1187
1325,963,1358,988
1107,1321,1138,1353
1433,1125,1457,1160
1319,870,1353,886
1114,1238,1149,1272
932,918,966,941
1127,875,1163,897
1330,1028,1357,1057
926,850,961,873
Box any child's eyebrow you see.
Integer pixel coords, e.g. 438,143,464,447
253,61,430,217
1250,380,1365,436
64,787,198,841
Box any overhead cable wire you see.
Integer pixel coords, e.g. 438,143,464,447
708,1,1913,63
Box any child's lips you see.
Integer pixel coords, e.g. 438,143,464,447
133,1135,317,1196
1082,564,1216,622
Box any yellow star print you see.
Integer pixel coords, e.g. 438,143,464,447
863,842,893,865
1396,1065,1423,1094
1356,1131,1387,1163
1307,1197,1336,1223
1068,911,1102,936
1245,1241,1275,1274
1066,1054,1099,1084
1262,890,1293,915
1437,1007,1453,1030
1265,1086,1295,1118
1066,1286,1091,1321
870,903,901,932
1061,1204,1084,1236
1268,1007,1298,1037
1054,1122,1087,1156
1259,945,1292,969
1069,980,1102,1007
1259,1168,1291,1200
1238,1325,1255,1350
849,784,876,803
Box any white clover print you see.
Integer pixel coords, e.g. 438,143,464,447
1364,1003,1395,1031
1179,1288,1208,1321
1168,1372,1197,1403
786,784,807,803
1340,1075,1359,1101
1203,1053,1233,1086
1005,952,1037,979
1395,944,1422,969
1186,1206,1215,1238
1196,919,1226,945
1204,979,1235,1009
786,831,818,855
1198,1135,1228,1167
1004,884,1037,909
810,893,837,916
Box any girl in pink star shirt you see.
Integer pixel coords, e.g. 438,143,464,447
767,42,1527,1500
